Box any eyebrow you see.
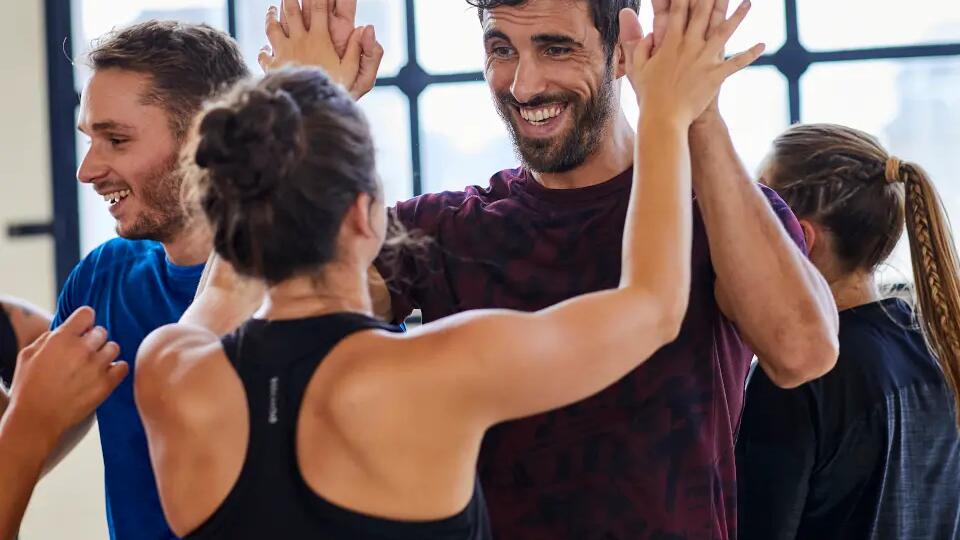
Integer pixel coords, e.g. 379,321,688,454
483,29,511,43
483,29,583,49
531,34,584,48
77,121,135,135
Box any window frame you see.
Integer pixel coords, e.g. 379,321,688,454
36,0,960,290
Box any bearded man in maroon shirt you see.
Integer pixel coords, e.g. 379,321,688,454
273,0,839,538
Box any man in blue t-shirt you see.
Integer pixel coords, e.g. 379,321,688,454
52,22,249,540
49,4,383,537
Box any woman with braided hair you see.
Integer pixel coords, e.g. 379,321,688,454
737,123,960,540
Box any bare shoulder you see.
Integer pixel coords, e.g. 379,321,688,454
0,296,52,348
135,324,237,424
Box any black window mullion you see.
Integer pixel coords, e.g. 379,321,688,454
45,0,80,290
227,0,237,38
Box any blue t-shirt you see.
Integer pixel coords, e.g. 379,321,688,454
53,238,204,540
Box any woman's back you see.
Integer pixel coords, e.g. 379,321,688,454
179,312,492,540
737,298,960,539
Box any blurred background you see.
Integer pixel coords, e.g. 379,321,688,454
2,0,959,537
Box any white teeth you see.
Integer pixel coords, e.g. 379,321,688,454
102,189,132,204
520,104,564,124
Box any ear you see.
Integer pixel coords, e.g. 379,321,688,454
615,39,628,79
343,193,377,240
798,218,817,256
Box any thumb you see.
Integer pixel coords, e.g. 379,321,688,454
342,26,364,85
352,27,383,100
619,8,644,43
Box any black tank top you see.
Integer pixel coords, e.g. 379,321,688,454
0,307,17,388
186,312,492,540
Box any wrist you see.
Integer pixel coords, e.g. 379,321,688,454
1,403,61,458
691,107,724,131
636,106,691,134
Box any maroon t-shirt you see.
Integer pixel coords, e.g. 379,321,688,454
375,167,805,540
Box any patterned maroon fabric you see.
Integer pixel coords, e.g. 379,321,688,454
374,167,805,540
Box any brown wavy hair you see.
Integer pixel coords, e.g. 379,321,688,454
766,123,960,426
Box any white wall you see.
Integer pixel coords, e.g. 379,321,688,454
0,0,108,539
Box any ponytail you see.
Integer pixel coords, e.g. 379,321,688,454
901,162,960,427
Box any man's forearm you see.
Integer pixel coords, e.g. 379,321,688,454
0,407,58,540
690,112,838,385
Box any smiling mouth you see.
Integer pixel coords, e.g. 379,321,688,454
102,189,132,205
517,103,568,126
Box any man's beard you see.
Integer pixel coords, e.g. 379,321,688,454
119,152,186,243
494,66,617,174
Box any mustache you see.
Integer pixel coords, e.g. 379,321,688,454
496,91,578,109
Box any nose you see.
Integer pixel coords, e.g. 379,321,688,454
510,57,550,105
77,144,108,185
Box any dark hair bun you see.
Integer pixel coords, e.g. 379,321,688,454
195,88,306,200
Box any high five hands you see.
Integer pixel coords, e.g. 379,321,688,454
259,0,384,100
619,0,764,127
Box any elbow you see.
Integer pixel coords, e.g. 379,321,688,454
656,289,690,345
762,329,839,389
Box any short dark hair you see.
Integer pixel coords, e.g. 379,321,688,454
191,67,379,285
466,0,640,58
87,20,249,139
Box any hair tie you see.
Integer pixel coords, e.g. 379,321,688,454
885,156,903,184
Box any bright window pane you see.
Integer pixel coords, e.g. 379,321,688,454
635,0,784,55
415,0,783,75
357,87,415,205
419,82,517,194
802,57,960,279
799,0,960,50
72,0,227,253
236,0,408,75
415,0,484,74
622,66,789,176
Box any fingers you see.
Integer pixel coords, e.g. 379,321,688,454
98,361,130,399
282,0,306,36
708,0,751,53
689,0,714,42
352,26,383,100
707,0,730,38
93,341,121,368
336,0,358,24
718,42,765,79
258,46,274,73
310,0,330,32
265,6,285,48
650,0,671,50
342,26,364,80
662,0,691,49
302,0,313,30
61,306,96,336
82,326,109,352
619,8,644,44
618,9,648,76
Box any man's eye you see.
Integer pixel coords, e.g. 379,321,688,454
546,46,572,56
491,46,514,58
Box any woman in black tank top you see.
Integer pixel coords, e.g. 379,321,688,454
136,3,763,538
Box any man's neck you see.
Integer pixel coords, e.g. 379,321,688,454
162,223,213,267
531,112,635,190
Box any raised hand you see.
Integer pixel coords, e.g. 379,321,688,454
301,0,358,58
9,307,127,437
259,0,383,99
619,0,763,127
651,0,734,119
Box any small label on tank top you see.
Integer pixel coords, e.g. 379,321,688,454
269,376,279,424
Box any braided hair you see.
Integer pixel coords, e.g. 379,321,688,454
767,123,960,427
